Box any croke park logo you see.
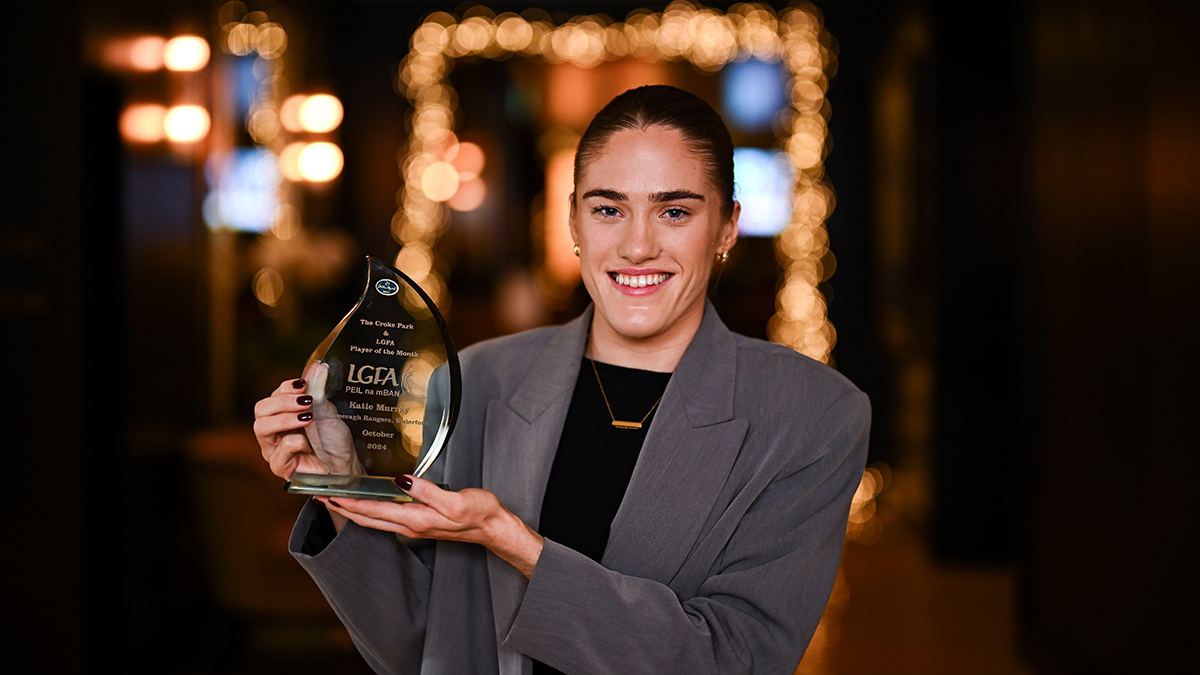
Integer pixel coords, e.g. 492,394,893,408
375,278,399,296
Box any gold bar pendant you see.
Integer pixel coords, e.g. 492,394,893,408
611,420,643,430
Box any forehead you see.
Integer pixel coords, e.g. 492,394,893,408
578,126,712,194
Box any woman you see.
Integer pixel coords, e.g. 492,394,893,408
254,85,870,675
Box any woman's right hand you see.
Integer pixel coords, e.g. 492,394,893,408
253,360,360,479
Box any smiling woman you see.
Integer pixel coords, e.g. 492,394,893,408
253,85,870,675
571,108,739,371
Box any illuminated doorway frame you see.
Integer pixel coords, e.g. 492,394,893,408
393,1,837,362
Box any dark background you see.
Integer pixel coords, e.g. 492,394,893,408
7,0,1197,672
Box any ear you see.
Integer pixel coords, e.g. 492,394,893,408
717,201,740,252
568,191,581,244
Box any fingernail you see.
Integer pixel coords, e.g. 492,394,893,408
298,412,313,421
292,378,306,389
395,475,413,491
297,395,313,406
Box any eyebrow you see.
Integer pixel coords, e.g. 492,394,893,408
581,188,627,201
580,188,705,203
650,190,705,203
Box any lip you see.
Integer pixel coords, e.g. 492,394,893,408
607,268,674,296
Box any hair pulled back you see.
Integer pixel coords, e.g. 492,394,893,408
574,85,736,220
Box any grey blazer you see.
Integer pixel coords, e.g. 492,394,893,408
290,302,870,675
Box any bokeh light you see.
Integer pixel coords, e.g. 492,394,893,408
296,142,344,182
270,204,301,240
163,105,211,142
447,177,486,212
279,95,305,133
202,148,282,232
129,36,165,71
393,2,834,343
278,142,306,182
394,242,434,284
253,268,284,306
163,35,210,71
297,94,344,133
420,161,460,201
120,104,166,143
256,22,288,59
846,462,891,543
450,141,485,179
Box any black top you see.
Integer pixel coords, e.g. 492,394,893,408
533,359,671,675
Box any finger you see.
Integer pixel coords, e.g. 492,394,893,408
397,475,448,508
272,377,310,396
333,496,460,536
254,391,315,418
253,410,313,441
322,498,427,538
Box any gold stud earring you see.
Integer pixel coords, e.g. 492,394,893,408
573,243,580,257
716,250,729,264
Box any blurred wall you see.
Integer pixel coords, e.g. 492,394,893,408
927,0,1198,670
8,0,89,669
1020,0,1198,670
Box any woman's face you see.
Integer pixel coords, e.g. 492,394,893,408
570,125,738,350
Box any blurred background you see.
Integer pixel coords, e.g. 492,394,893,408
7,0,1197,673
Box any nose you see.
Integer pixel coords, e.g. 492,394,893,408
618,213,658,263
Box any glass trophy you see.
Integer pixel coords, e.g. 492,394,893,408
286,256,461,502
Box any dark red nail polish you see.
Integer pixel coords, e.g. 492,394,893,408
298,411,313,421
395,475,413,491
292,378,306,389
297,395,313,406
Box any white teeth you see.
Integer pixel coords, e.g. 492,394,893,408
614,273,668,288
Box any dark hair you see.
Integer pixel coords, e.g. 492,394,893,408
573,85,736,220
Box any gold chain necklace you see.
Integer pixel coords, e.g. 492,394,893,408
591,359,663,430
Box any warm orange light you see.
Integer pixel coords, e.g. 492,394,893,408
395,243,433,284
279,142,306,181
280,95,305,132
255,22,288,59
298,94,344,133
450,142,485,179
163,35,210,71
270,204,301,240
163,105,210,142
253,268,284,306
120,104,166,143
421,162,460,201
296,142,343,182
226,22,258,56
129,36,165,71
543,148,579,286
447,177,486,212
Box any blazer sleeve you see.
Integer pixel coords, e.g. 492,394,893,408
503,389,871,675
289,500,434,674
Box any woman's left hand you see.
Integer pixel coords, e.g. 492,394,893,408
319,476,545,579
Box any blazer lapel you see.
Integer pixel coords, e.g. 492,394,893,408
602,303,748,585
483,309,590,672
483,307,592,524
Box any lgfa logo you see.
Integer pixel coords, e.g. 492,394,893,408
376,278,399,296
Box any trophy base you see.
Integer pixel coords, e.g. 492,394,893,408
286,472,445,502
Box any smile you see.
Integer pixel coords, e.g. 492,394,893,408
610,272,672,288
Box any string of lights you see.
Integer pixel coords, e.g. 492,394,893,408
396,1,836,361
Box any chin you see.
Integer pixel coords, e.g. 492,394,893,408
603,308,675,341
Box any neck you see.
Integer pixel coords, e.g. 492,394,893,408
584,306,704,373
